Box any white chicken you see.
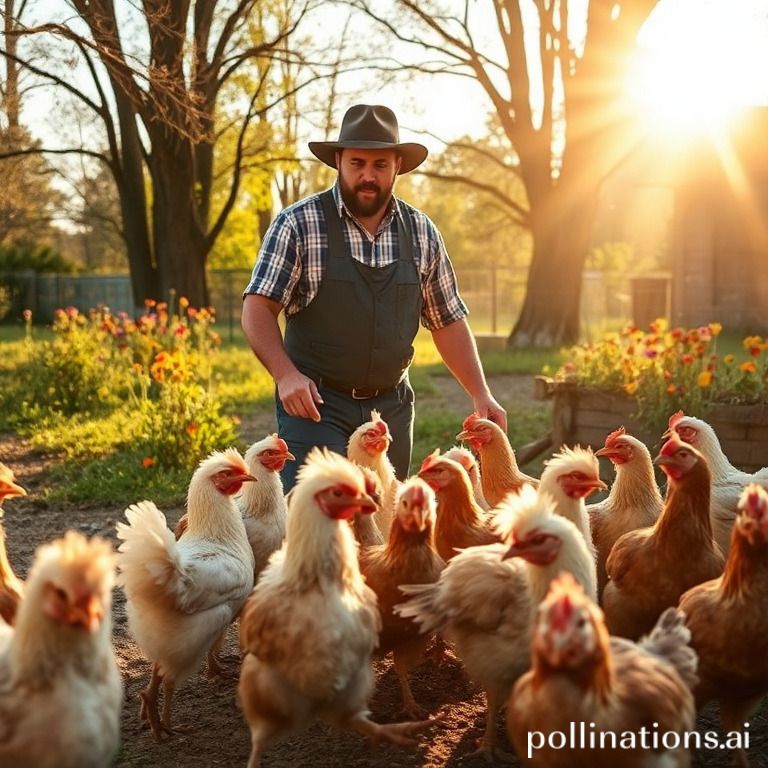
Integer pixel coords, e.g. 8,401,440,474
116,447,256,739
0,531,122,768
238,448,434,768
0,463,27,626
396,484,597,761
667,410,768,555
538,446,607,552
347,409,399,537
240,433,294,577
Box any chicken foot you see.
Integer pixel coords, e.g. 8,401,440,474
393,643,429,719
465,687,515,763
345,710,439,748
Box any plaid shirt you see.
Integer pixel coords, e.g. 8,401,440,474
244,183,468,330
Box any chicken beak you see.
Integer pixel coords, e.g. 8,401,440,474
284,450,296,462
0,479,27,502
358,492,378,516
502,542,525,560
238,472,258,484
585,478,608,492
70,594,104,633
594,446,616,459
660,428,673,440
653,453,674,467
455,429,472,440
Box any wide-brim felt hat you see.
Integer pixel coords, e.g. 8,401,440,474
308,104,428,174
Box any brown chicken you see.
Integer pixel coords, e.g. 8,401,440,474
588,428,663,597
238,449,435,768
417,449,499,561
508,573,697,767
352,466,386,548
679,483,768,768
456,413,538,507
667,410,768,556
360,476,445,717
602,434,725,639
347,410,400,536
0,462,27,626
443,445,490,510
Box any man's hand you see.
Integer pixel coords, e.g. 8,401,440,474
277,370,324,422
472,395,508,434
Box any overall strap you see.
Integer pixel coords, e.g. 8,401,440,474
396,203,414,264
319,189,345,259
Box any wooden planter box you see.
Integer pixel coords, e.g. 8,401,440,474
534,376,768,474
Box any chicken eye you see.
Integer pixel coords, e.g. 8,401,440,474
530,535,546,546
55,586,67,601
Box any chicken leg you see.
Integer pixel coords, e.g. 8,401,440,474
393,640,430,719
345,710,438,747
466,687,515,763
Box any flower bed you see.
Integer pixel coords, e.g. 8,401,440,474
536,320,768,473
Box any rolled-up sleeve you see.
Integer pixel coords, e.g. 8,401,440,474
243,211,301,308
420,219,468,331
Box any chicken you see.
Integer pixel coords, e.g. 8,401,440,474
588,428,663,597
667,410,768,556
0,463,27,626
538,445,607,551
360,477,445,717
417,449,499,562
396,485,596,760
456,413,538,507
240,433,294,577
679,483,768,768
238,448,434,768
116,447,256,739
602,434,725,640
507,573,697,767
443,444,490,510
347,409,400,537
0,531,122,768
352,466,386,548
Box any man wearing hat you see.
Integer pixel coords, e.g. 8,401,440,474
242,104,506,489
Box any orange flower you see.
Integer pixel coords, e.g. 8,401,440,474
142,457,155,468
667,383,677,394
740,361,758,374
708,322,722,336
624,382,638,395
697,370,713,387
185,422,199,436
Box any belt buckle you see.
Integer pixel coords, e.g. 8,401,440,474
351,387,378,400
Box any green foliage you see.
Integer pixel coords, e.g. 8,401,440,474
0,240,75,273
1,301,243,503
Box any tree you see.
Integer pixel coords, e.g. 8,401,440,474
1,0,319,308
353,0,658,346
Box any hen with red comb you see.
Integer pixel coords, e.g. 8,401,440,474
602,437,724,639
679,483,768,768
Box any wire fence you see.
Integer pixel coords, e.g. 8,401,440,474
3,266,636,342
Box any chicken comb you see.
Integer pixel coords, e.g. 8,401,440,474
402,478,427,508
658,432,685,457
668,410,686,430
419,449,442,473
274,436,290,453
603,426,626,447
541,572,587,629
369,410,389,435
462,413,482,430
740,483,768,519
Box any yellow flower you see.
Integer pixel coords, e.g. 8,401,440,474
624,381,639,395
724,354,735,364
697,370,713,387
708,322,722,336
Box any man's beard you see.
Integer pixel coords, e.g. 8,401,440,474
339,176,394,219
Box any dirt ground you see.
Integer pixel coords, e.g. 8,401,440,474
1,374,766,767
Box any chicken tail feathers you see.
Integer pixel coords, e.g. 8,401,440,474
115,500,183,596
394,583,444,634
638,607,699,689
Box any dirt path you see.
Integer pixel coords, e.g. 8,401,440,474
0,375,766,768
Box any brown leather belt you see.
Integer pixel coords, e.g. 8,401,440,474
318,377,399,400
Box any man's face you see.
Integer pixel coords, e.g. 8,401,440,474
336,149,401,219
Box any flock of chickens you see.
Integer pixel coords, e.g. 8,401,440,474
0,408,767,767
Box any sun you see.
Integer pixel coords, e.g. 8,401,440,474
626,0,767,139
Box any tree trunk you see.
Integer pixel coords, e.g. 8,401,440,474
149,138,208,307
2,0,20,129
509,183,600,347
